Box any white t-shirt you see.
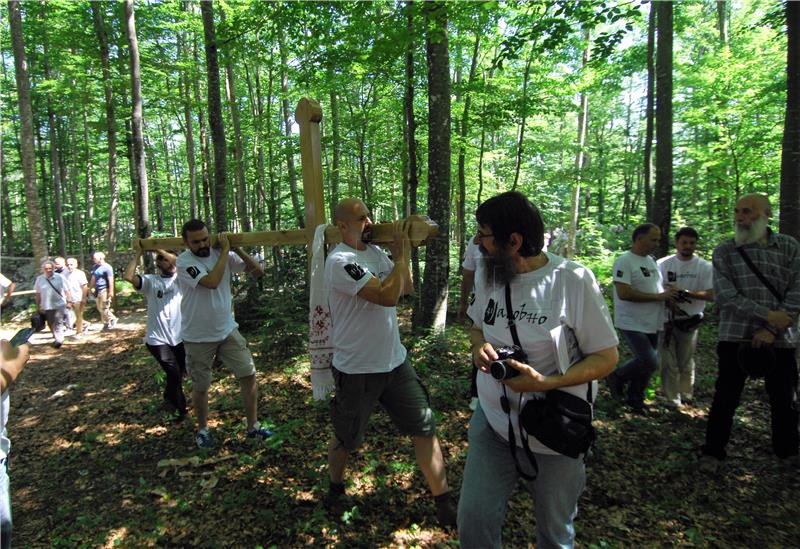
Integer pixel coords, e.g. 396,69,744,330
177,249,244,342
34,274,67,310
462,238,482,272
66,269,88,303
325,242,407,374
657,254,713,319
612,251,664,333
468,252,618,455
139,273,182,347
0,273,12,295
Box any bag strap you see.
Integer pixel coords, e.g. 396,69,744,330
501,385,538,481
504,283,522,348
736,246,783,301
45,276,63,298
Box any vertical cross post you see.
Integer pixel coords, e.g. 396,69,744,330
296,98,326,271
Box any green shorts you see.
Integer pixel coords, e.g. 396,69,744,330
331,359,436,451
184,328,255,392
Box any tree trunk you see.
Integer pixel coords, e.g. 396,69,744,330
278,31,303,228
512,45,536,191
7,0,47,261
716,1,728,48
200,0,228,232
457,32,480,270
643,4,656,220
653,2,673,258
404,1,421,292
780,1,800,239
180,1,197,220
82,104,95,254
91,1,118,253
566,29,591,259
124,0,151,244
220,10,250,234
416,0,450,333
0,136,14,256
329,88,341,219
192,31,212,227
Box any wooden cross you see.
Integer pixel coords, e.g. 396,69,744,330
138,97,438,260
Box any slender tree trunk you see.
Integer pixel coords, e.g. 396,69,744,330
329,87,341,219
566,29,590,259
512,45,536,191
264,57,281,279
416,0,450,333
0,137,14,256
653,2,673,258
91,2,118,253
7,0,47,261
82,104,95,255
146,137,164,232
200,0,227,232
180,2,197,220
643,4,656,220
404,1,421,291
192,32,212,227
457,33,480,268
780,1,800,239
278,32,303,228
124,0,151,245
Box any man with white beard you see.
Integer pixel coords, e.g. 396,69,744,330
700,194,800,470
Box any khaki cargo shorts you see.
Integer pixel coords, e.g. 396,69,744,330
184,328,255,391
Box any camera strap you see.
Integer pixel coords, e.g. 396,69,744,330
736,246,783,301
500,282,539,480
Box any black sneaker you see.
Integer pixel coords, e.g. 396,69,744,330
434,491,457,528
606,372,624,400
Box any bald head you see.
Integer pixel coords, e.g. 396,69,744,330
334,198,367,223
736,194,771,218
334,198,373,249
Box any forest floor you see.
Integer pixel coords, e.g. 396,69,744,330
2,299,799,548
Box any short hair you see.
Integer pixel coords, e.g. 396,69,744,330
66,257,78,265
475,191,544,257
674,227,699,241
41,259,54,268
181,219,207,240
93,251,106,261
632,223,658,242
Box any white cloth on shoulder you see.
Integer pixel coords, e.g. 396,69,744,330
309,223,335,400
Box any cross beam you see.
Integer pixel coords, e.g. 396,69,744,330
138,97,437,256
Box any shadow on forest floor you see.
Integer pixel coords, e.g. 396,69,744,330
5,303,799,547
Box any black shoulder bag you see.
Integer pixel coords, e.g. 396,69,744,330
499,283,595,482
734,246,784,377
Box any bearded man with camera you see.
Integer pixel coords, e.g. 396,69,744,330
656,227,714,409
459,191,618,549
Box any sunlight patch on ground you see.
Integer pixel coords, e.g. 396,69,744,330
102,526,129,549
389,524,440,549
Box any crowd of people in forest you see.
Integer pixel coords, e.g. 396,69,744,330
0,191,797,548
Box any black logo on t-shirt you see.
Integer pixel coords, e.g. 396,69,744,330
344,263,367,281
157,289,164,299
667,271,677,282
186,266,201,279
484,298,498,326
616,270,623,277
640,267,651,277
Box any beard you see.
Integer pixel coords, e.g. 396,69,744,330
361,226,373,244
678,248,693,258
193,246,211,257
482,246,517,286
734,215,768,246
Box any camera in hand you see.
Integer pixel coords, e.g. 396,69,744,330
489,345,527,380
675,289,691,303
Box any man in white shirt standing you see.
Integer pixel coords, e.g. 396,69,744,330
657,227,714,408
607,223,678,412
65,257,89,335
177,219,272,448
124,242,187,420
34,259,72,349
323,198,456,526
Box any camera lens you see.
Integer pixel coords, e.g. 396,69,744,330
490,360,519,380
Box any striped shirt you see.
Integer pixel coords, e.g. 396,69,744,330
713,230,800,347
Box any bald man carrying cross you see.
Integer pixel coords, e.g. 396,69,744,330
322,198,456,527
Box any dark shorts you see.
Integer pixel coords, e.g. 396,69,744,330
331,359,436,451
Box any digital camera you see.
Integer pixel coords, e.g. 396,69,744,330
489,345,528,380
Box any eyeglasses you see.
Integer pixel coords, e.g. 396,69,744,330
475,231,493,240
